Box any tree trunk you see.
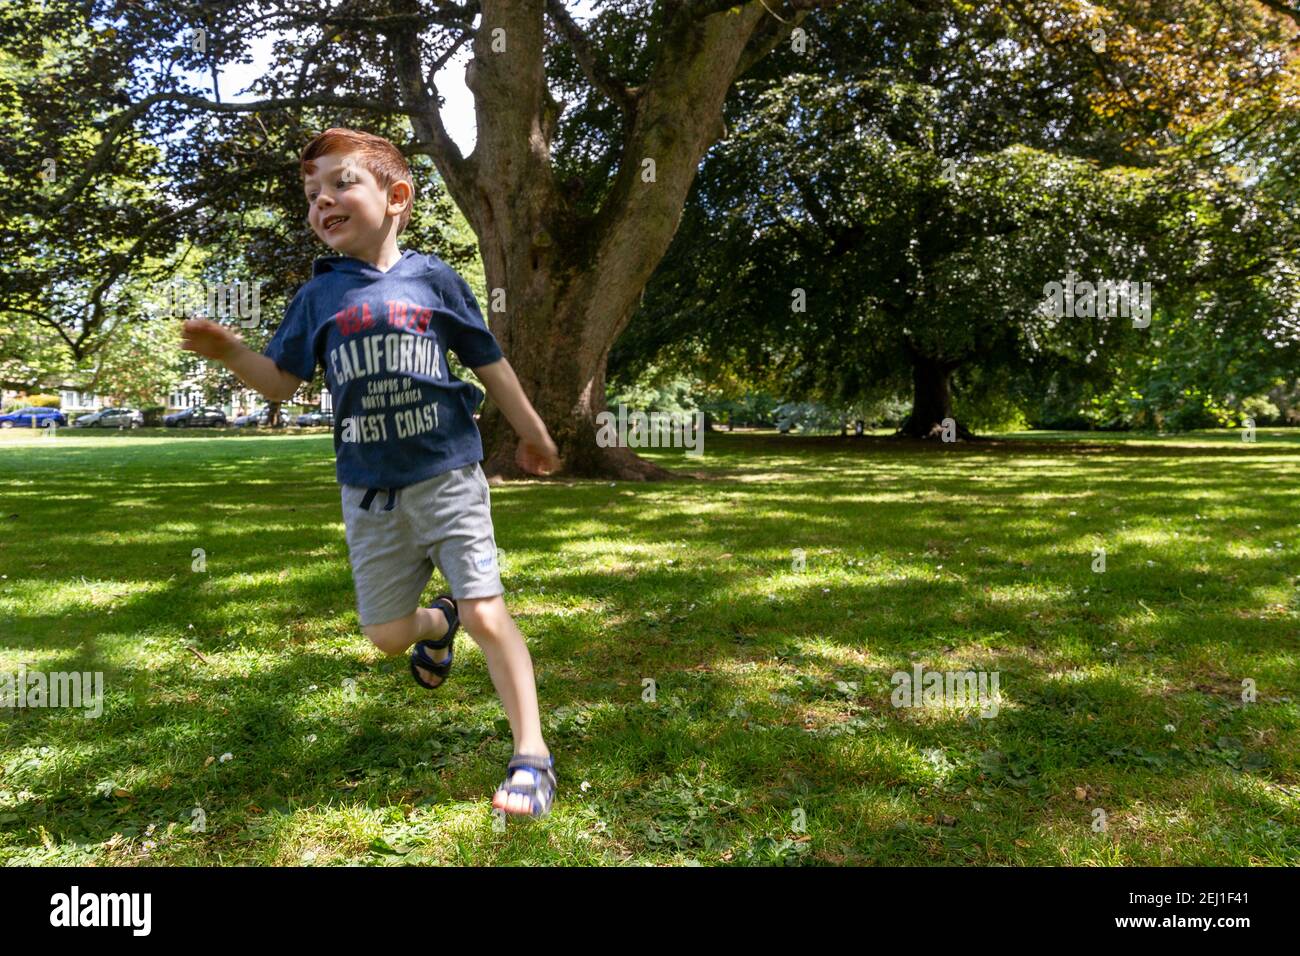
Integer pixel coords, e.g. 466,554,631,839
477,328,675,480
895,354,976,439
390,1,818,480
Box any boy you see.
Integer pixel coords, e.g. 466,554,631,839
180,127,561,817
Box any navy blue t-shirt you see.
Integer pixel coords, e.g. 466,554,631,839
263,249,504,488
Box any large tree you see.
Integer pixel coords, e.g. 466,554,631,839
2,0,839,477
615,0,1300,436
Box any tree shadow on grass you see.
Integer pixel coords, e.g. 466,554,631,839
1,434,1296,862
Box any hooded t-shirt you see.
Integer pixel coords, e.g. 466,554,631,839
262,248,503,489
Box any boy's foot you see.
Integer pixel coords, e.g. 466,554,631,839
412,603,452,687
493,752,555,816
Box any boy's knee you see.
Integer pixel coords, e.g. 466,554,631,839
362,615,414,655
362,628,399,655
456,596,504,637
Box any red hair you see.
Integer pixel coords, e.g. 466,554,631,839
300,127,415,235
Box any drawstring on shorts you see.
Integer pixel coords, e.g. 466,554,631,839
359,487,398,512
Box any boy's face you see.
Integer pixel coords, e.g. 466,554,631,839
303,150,410,255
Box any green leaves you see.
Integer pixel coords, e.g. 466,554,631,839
368,835,411,856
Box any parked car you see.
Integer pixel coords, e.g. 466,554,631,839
163,406,227,428
294,411,334,427
233,407,288,428
72,407,144,428
0,406,67,428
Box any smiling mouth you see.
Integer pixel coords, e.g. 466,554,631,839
323,215,349,232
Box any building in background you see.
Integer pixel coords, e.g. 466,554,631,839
58,387,104,413
6,379,331,418
1,384,108,412
170,379,331,417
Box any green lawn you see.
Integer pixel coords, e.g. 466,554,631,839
1,427,1297,865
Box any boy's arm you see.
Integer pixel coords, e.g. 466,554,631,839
225,343,306,402
180,318,305,401
471,357,552,447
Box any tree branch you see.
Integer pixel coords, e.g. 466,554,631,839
293,0,364,100
50,92,428,214
688,0,832,20
544,0,637,116
390,22,479,220
1255,0,1300,28
731,2,812,81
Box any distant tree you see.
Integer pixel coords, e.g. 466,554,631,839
622,0,1300,436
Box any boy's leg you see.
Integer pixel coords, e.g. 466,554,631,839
342,480,438,665
362,607,452,685
456,595,551,813
406,463,552,813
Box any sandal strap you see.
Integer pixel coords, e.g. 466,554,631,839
498,763,556,816
411,639,453,672
506,753,554,774
421,596,459,649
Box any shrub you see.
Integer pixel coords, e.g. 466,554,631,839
1240,394,1280,426
953,390,1029,433
606,367,699,418
699,390,781,429
3,394,61,411
772,400,843,434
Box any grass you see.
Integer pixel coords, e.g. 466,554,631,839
0,425,1297,866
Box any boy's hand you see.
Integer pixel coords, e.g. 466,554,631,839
181,318,244,363
516,434,562,476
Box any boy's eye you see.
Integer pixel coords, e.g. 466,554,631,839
336,179,349,188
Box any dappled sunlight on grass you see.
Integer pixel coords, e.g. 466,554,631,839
1,429,1297,864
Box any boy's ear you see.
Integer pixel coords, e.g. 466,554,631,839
388,180,413,216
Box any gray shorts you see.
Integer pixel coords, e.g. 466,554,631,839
339,461,503,627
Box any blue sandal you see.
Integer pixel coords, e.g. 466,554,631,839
495,753,557,818
409,596,458,690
